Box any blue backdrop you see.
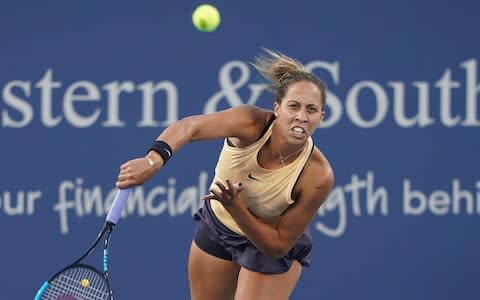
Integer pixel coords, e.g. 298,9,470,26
1,1,479,299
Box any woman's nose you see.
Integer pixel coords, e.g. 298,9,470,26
295,109,308,122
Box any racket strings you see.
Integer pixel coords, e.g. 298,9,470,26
42,267,110,300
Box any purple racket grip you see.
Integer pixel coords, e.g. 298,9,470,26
106,188,131,224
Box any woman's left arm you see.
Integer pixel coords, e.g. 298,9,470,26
205,153,334,259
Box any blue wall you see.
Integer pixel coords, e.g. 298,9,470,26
1,1,479,299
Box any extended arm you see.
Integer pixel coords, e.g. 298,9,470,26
116,105,269,189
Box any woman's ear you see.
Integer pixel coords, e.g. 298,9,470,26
273,102,280,117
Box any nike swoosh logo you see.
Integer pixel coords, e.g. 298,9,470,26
248,173,261,181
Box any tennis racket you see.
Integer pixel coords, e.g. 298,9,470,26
34,188,131,300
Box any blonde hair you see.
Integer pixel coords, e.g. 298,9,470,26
251,48,326,108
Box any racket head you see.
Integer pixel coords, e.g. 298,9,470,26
36,264,113,300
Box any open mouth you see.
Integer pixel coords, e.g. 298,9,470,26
292,126,306,135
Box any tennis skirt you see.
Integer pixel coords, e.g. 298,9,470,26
193,200,312,274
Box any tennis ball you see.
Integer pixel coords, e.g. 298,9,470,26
80,278,90,288
192,4,221,32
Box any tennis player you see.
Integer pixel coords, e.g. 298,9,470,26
116,49,334,300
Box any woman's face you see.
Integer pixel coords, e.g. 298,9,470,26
274,80,325,144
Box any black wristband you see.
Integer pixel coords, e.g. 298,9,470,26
148,140,173,165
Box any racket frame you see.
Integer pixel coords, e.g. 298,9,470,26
35,188,130,300
34,222,116,300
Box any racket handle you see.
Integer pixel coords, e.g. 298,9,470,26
106,188,131,224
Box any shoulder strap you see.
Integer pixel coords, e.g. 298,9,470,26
227,113,276,147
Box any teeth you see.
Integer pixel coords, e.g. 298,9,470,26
293,127,304,133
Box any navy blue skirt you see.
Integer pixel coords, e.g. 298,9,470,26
193,200,312,274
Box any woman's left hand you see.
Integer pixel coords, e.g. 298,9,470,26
202,179,243,207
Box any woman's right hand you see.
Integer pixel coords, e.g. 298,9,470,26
115,157,159,189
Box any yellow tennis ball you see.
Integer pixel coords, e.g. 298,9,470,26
192,4,221,32
80,278,90,288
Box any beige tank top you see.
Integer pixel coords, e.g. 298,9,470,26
210,120,314,235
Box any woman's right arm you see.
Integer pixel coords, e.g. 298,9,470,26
116,104,269,189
